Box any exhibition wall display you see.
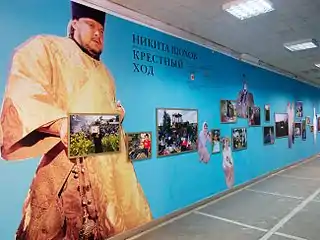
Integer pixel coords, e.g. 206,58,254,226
1,0,320,239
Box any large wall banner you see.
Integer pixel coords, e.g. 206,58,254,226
1,1,320,239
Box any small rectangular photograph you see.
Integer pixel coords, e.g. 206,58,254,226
211,129,221,154
127,132,152,161
157,108,198,157
310,125,314,133
302,119,306,141
275,113,289,138
294,122,302,137
220,100,237,123
232,127,247,151
264,104,270,122
305,116,311,125
248,106,261,126
295,101,303,118
263,126,275,145
69,114,120,159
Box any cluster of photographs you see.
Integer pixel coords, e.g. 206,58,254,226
67,84,317,161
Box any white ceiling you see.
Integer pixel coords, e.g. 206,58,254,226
87,0,320,86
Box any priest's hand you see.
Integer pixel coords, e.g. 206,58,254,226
117,100,125,123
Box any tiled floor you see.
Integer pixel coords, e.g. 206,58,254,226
130,156,320,240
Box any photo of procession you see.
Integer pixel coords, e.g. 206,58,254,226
127,132,152,161
157,108,198,157
69,114,120,158
232,127,247,151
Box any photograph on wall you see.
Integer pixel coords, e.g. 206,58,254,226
318,116,320,132
310,125,314,133
211,129,221,154
294,122,302,137
264,104,271,122
306,116,311,125
69,114,120,158
236,80,255,118
220,100,237,123
248,106,261,126
232,128,247,151
157,108,198,157
302,120,306,141
263,126,275,145
295,101,303,118
313,108,317,143
0,1,154,238
222,137,234,189
275,113,289,138
127,132,152,161
287,103,295,147
198,122,212,163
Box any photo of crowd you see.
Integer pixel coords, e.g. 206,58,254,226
232,127,247,151
221,100,237,123
127,132,152,161
157,109,198,157
275,113,289,138
248,106,261,126
263,126,275,145
69,114,120,158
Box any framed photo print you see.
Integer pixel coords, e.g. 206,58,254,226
68,113,120,159
294,122,302,137
220,100,237,123
248,106,261,126
211,129,221,154
295,101,303,118
305,116,311,125
302,119,306,141
263,126,275,145
275,113,289,138
264,104,270,122
232,127,247,151
156,108,198,157
127,132,152,161
310,125,314,133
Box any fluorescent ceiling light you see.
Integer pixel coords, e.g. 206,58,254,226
284,39,318,52
222,0,275,20
315,63,320,68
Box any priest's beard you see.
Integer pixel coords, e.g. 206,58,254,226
71,35,102,61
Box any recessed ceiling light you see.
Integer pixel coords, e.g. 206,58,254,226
222,0,275,20
315,63,320,68
284,39,319,52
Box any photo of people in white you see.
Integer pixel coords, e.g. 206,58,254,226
222,137,234,189
198,122,212,163
211,129,221,154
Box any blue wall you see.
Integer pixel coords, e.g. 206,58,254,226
0,0,320,239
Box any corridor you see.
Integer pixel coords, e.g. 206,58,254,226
131,156,320,240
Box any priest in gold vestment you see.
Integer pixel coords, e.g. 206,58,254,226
0,2,152,239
